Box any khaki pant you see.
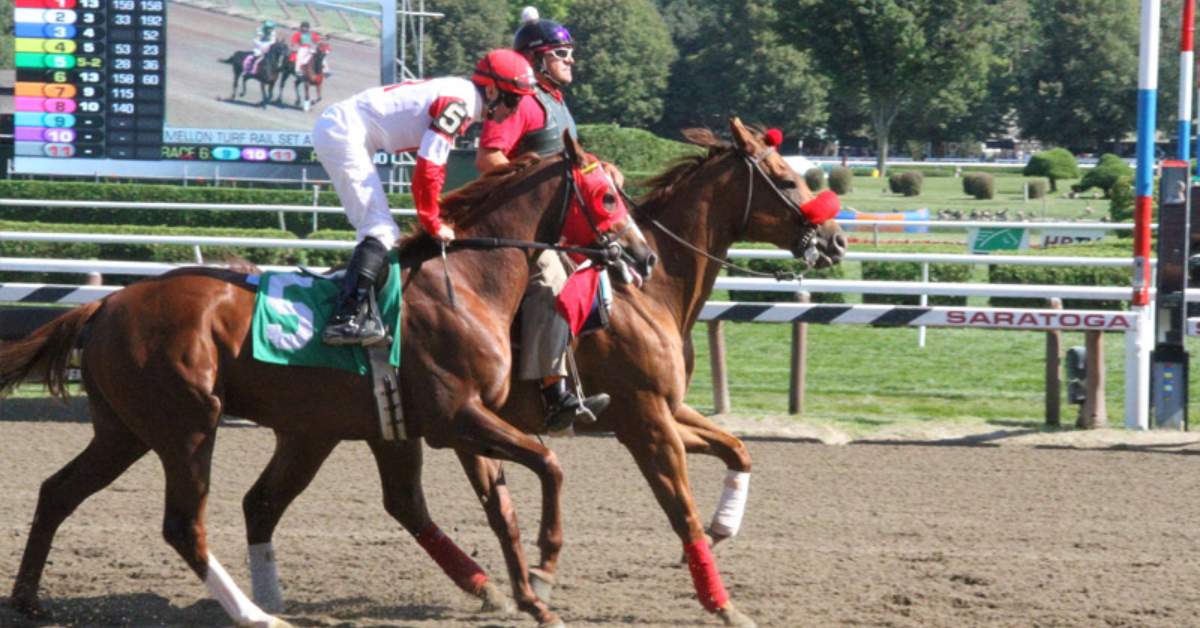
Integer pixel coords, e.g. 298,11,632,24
519,250,570,380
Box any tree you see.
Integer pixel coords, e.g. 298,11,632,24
1015,0,1138,152
1023,147,1079,191
779,1,996,176
566,0,677,127
423,0,510,78
657,0,828,139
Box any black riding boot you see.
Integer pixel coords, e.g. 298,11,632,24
322,237,389,346
541,378,611,432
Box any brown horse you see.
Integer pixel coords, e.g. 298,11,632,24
278,42,330,111
1,134,655,628
238,118,847,626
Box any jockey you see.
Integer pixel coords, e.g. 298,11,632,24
312,49,536,346
248,20,276,74
475,7,621,431
290,21,322,75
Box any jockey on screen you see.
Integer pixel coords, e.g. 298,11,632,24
312,49,536,347
289,21,322,75
474,6,623,432
247,19,276,75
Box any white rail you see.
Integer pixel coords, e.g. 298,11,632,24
0,198,418,217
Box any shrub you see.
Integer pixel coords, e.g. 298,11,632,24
727,255,845,304
888,171,923,196
1075,153,1133,198
962,172,995,199
804,168,825,191
828,166,854,194
860,261,972,306
577,124,703,173
987,240,1130,310
1022,148,1079,191
1108,176,1134,226
1026,180,1048,199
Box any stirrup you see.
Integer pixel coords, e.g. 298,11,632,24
323,290,386,346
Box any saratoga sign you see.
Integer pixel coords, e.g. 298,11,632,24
944,309,1133,330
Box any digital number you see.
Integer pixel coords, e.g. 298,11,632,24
140,15,163,27
113,58,132,70
44,84,72,97
44,144,76,158
112,73,135,85
81,86,97,97
78,101,101,113
141,74,160,86
76,57,102,68
111,102,135,114
110,87,135,99
78,71,101,83
141,44,160,56
113,13,132,26
47,40,72,53
46,0,76,8
79,0,99,8
114,43,132,55
46,10,74,23
80,41,97,54
113,0,135,9
140,0,163,10
48,25,72,38
142,29,161,41
141,58,159,71
43,114,74,127
81,13,95,24
80,27,98,38
45,128,75,143
50,70,69,83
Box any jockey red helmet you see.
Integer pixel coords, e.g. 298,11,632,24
472,49,536,95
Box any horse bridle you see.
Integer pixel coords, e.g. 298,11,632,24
623,144,822,282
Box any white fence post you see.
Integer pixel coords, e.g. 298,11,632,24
1126,304,1154,429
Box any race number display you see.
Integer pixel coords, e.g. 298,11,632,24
13,0,166,160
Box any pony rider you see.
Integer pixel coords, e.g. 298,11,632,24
311,49,535,352
289,21,321,76
246,19,276,76
476,7,620,431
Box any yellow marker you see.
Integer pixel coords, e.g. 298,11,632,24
580,161,600,174
15,39,77,54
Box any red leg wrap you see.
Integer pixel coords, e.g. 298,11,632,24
416,524,489,594
684,539,729,612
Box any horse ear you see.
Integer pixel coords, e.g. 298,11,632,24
564,129,583,165
729,117,756,154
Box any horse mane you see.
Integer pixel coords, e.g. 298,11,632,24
639,129,733,208
397,154,546,254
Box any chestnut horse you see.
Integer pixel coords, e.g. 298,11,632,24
2,135,654,628
239,118,847,627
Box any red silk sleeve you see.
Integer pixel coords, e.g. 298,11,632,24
412,157,446,234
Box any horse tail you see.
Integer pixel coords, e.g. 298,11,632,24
219,54,238,64
0,300,103,400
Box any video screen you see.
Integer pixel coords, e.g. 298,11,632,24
11,0,393,179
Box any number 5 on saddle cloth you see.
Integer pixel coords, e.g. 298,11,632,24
247,252,405,439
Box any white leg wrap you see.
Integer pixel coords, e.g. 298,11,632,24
205,553,276,627
248,542,285,613
709,470,751,538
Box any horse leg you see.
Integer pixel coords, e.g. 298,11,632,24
10,394,149,617
162,427,285,627
439,402,563,627
366,440,513,614
241,432,339,612
615,394,755,628
231,69,240,99
673,403,752,548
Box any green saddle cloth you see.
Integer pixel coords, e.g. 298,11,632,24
250,252,401,375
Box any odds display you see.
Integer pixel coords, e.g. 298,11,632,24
13,0,166,160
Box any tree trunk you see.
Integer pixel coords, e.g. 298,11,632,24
871,103,898,179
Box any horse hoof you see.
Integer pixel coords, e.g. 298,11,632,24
537,615,565,628
264,616,295,628
476,580,516,615
717,602,756,628
529,567,555,603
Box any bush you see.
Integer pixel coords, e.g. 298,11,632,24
1022,148,1079,191
962,172,995,200
1108,176,1134,226
1075,153,1133,198
1026,180,1048,199
577,124,703,173
0,180,415,236
727,255,845,304
804,168,825,191
0,220,304,285
828,166,854,194
860,261,972,306
887,171,923,196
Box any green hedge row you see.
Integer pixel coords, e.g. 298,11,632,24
0,180,415,236
861,261,972,306
986,240,1131,310
727,254,846,304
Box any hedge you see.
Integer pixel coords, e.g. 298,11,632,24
861,261,972,306
0,180,415,236
828,166,854,194
1026,180,1048,199
1075,153,1133,198
727,254,846,303
804,168,825,191
986,240,1131,310
888,171,923,196
0,220,303,284
577,124,702,174
962,172,995,200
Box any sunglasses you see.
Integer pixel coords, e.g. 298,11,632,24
546,47,574,61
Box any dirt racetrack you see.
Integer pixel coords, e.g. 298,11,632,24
3,416,1200,627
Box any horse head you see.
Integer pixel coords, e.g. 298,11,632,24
561,130,657,285
727,117,847,269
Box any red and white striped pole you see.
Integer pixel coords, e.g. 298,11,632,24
1179,0,1194,164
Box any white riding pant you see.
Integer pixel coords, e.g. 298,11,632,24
312,102,401,249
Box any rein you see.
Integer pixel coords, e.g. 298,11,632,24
621,145,818,282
